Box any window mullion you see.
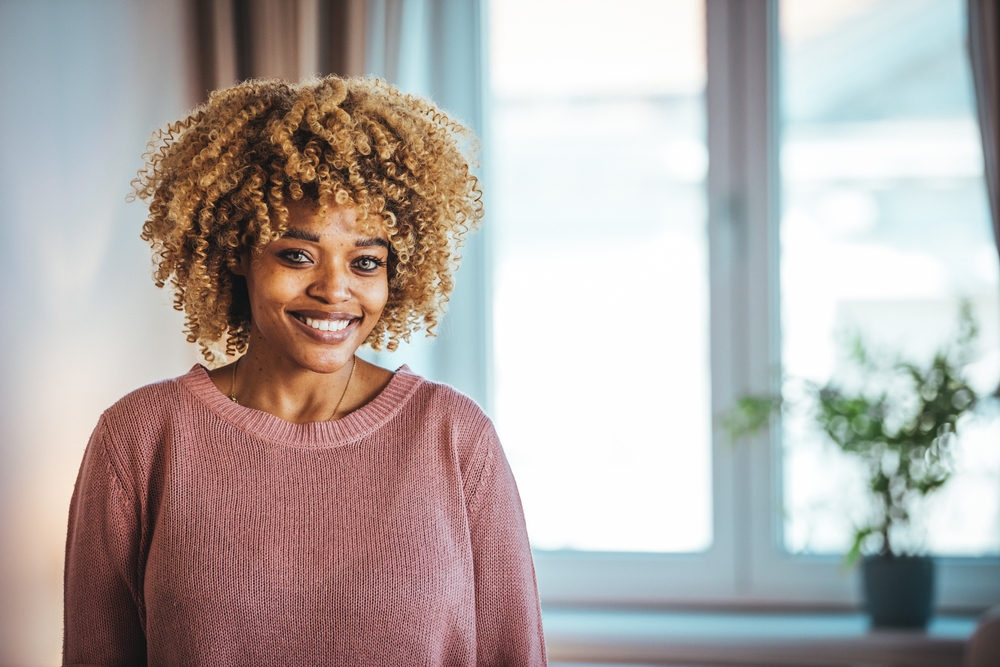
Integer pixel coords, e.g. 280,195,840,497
706,0,779,603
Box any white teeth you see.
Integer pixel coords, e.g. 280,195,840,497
302,316,351,332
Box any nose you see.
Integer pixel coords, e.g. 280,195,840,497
307,259,352,303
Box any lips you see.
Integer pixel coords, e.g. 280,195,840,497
296,315,351,332
289,310,360,340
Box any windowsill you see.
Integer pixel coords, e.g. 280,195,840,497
543,608,977,667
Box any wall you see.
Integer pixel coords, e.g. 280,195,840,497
0,1,197,663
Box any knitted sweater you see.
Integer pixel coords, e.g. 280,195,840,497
63,365,546,666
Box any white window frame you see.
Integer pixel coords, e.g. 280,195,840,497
517,0,1000,611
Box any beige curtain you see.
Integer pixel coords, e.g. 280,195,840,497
969,0,1000,254
189,0,366,97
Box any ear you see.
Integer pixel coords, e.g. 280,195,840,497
230,252,248,277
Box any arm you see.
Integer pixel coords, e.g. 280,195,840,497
467,425,547,666
63,416,147,667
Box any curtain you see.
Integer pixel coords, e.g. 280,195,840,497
190,0,366,96
969,0,1000,256
968,0,1000,399
364,0,489,408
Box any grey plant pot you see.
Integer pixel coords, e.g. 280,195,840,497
862,554,935,629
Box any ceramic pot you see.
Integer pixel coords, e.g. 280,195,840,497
862,554,935,629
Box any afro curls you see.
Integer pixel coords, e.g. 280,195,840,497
133,76,483,362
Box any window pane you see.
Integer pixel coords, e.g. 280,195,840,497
779,0,1000,556
489,0,711,552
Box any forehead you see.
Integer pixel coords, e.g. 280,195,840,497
283,199,387,239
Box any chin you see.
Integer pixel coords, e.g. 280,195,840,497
292,348,357,375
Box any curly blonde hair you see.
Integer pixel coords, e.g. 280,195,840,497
133,76,483,362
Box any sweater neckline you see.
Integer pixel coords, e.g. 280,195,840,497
178,363,423,448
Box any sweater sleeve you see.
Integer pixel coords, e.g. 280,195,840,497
63,415,147,667
467,424,547,666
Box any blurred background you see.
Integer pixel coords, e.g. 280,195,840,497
2,0,999,664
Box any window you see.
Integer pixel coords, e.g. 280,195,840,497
779,0,1000,558
490,0,711,554
487,0,1000,608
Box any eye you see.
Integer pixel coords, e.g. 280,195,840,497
354,255,387,272
279,249,312,265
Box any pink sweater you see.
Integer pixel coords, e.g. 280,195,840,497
64,365,546,666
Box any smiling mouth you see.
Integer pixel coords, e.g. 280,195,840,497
291,314,357,332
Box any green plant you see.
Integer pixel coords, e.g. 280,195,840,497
722,302,983,567
720,395,783,443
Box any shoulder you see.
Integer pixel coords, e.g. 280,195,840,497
96,366,207,473
392,368,503,496
101,366,202,431
103,373,187,419
399,368,493,439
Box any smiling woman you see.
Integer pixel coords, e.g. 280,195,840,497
219,201,393,424
62,77,545,666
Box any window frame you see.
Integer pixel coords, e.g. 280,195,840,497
491,0,1000,611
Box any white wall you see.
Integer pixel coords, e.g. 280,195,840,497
0,2,197,663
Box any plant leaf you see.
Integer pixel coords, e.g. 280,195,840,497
843,526,874,569
719,395,782,444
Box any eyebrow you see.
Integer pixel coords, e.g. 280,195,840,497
281,228,321,242
280,228,388,248
356,237,389,249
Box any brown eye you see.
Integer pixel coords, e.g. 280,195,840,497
354,256,386,272
280,249,311,264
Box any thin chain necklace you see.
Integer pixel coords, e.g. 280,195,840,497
229,355,358,421
330,355,357,419
229,358,240,403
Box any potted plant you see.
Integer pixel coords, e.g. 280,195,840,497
722,303,983,628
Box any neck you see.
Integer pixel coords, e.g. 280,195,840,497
229,341,356,425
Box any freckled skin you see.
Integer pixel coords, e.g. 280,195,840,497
208,201,395,424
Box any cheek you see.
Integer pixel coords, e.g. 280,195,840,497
363,276,390,316
245,267,298,316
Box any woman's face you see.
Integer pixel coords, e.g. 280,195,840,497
235,200,390,374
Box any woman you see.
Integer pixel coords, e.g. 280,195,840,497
63,77,546,666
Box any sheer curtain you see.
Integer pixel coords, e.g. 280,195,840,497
362,0,490,408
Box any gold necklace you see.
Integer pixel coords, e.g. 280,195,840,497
330,355,357,420
229,355,357,421
229,357,240,403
